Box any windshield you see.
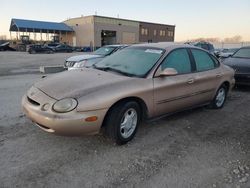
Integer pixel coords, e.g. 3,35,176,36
95,47,165,77
93,47,116,56
232,48,250,58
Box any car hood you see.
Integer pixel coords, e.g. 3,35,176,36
223,57,250,66
220,52,233,57
34,68,135,100
223,57,250,73
66,54,103,62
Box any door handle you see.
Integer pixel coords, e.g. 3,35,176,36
187,78,194,84
216,73,222,78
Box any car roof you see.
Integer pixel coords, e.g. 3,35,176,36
241,46,250,49
131,42,192,50
103,44,128,48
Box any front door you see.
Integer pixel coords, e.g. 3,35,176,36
153,48,198,116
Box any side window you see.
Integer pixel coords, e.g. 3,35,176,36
191,49,215,71
161,49,192,74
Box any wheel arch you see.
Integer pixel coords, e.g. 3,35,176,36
222,81,230,91
221,80,230,93
101,96,149,129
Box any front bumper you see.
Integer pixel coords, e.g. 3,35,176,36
22,87,107,136
235,73,250,85
68,67,80,71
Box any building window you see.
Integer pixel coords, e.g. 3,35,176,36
168,31,174,37
141,28,145,35
141,28,148,36
160,30,165,36
154,30,157,36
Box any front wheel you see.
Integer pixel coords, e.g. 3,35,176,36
104,101,141,145
210,85,228,109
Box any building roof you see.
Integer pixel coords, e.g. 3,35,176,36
9,18,74,33
65,15,176,28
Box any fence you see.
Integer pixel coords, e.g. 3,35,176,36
211,42,250,49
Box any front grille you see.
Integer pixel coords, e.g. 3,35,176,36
27,97,40,106
233,66,250,74
65,61,76,67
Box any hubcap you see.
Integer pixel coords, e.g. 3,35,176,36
120,108,138,139
216,88,226,107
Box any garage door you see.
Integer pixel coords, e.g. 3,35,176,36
122,32,136,44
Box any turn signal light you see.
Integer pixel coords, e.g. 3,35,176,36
85,116,98,122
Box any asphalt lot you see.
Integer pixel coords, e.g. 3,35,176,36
0,52,249,188
0,51,82,76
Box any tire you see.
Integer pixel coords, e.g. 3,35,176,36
18,45,26,52
30,50,36,54
104,101,141,145
210,84,228,109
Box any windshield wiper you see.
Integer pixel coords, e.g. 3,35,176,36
92,64,105,70
106,67,135,77
93,65,135,77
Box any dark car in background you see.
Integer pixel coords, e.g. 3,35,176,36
65,44,128,70
52,44,73,53
46,43,61,49
28,44,54,54
222,46,250,85
0,42,16,51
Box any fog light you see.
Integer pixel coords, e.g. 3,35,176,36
85,116,98,122
41,103,50,111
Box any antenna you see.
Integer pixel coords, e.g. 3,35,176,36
95,11,97,15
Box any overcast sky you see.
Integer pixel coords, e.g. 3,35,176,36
1,0,250,41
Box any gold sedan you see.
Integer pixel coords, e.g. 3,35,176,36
22,43,235,145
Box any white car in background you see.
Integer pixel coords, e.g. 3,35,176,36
218,48,239,59
65,45,128,70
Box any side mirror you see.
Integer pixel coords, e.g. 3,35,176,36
159,68,178,77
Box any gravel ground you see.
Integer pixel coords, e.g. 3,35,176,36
0,52,249,188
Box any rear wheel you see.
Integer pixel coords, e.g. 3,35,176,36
210,84,228,109
104,101,141,145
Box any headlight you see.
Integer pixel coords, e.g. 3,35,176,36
73,60,87,68
52,98,78,113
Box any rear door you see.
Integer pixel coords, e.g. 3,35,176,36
189,48,221,103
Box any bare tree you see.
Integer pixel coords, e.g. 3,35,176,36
223,35,242,43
